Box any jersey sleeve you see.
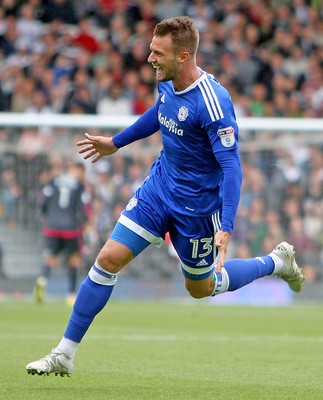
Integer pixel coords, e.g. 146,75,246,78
112,100,160,148
215,148,242,233
201,85,242,233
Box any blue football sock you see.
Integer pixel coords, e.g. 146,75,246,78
64,264,116,343
224,255,274,292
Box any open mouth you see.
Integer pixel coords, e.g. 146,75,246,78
152,65,163,72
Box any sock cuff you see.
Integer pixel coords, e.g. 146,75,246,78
88,261,118,286
269,253,283,274
57,338,78,359
211,267,229,296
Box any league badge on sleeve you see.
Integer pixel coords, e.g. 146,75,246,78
217,126,236,147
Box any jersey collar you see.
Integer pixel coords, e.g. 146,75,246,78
172,68,207,95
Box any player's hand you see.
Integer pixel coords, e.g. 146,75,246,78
77,133,118,163
214,230,231,273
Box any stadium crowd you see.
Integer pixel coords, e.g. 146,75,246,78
0,0,322,282
0,0,322,117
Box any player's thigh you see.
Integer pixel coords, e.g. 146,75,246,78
119,187,168,248
98,188,169,273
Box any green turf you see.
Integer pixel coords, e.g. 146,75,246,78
0,299,322,400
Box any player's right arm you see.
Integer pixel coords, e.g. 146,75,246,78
77,101,160,163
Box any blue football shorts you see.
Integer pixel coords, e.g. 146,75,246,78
110,179,221,281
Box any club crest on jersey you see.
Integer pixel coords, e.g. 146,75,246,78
126,197,138,211
217,126,236,147
178,106,188,121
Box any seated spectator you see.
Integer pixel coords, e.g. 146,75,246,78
0,241,4,278
39,0,78,25
96,82,132,115
1,169,21,227
72,17,100,54
10,75,36,112
0,14,17,57
16,3,44,52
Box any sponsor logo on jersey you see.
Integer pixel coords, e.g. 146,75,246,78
126,197,138,211
158,112,183,136
217,126,236,147
178,106,188,121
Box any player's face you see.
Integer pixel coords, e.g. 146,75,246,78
148,35,182,83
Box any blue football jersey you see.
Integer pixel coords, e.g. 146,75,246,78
148,70,241,219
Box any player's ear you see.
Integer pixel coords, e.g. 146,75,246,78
179,52,189,63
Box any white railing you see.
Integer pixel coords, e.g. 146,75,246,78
0,113,322,154
0,112,322,131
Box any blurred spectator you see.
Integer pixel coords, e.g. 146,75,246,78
51,53,74,86
132,82,155,115
186,0,213,33
16,3,44,52
0,14,17,57
34,160,89,302
39,0,78,24
248,197,268,255
0,241,4,278
154,0,187,21
25,90,54,114
1,169,21,227
303,200,323,249
287,217,318,266
96,82,132,115
123,38,150,70
233,46,259,92
106,50,124,83
0,84,9,111
249,83,268,116
282,46,308,83
72,17,100,54
11,75,36,112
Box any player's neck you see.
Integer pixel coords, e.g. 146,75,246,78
173,66,201,91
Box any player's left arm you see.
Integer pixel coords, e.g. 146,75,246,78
214,146,242,271
200,78,242,270
206,114,242,271
215,145,242,233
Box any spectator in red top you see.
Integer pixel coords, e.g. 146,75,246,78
73,17,100,54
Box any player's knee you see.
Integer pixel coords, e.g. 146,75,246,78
97,241,134,274
96,250,122,274
186,288,207,299
184,280,214,299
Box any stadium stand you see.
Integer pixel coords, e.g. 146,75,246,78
0,1,322,298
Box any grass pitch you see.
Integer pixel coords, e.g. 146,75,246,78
0,299,322,400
